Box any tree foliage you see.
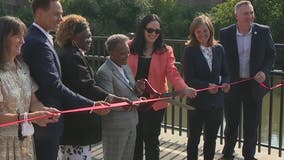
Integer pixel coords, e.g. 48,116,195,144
1,0,283,43
149,0,211,39
252,0,284,43
61,0,151,35
0,3,33,26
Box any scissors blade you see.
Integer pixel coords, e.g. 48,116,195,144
166,99,195,110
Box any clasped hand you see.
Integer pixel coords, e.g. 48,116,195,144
32,107,60,127
182,87,197,99
254,71,266,83
208,83,230,94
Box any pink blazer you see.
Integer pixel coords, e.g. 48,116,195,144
128,44,187,110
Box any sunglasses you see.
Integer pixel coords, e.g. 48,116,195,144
145,28,161,34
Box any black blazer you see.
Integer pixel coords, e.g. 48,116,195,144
219,23,276,101
183,44,229,110
22,25,94,137
58,43,108,145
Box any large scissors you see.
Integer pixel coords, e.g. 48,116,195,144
142,79,195,110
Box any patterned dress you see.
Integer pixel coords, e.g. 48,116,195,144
0,59,38,160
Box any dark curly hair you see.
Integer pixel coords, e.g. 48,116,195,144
55,14,89,47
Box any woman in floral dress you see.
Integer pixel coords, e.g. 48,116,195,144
0,16,60,160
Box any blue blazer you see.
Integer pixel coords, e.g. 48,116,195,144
219,23,276,101
22,25,94,136
183,44,229,110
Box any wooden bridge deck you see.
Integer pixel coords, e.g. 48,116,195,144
92,131,283,160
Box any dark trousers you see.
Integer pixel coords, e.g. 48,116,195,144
187,108,223,160
222,82,262,159
133,108,165,160
34,125,61,160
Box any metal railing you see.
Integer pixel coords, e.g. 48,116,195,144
87,36,284,157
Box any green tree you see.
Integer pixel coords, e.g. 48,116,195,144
150,0,210,39
61,0,151,35
252,0,284,43
0,2,33,25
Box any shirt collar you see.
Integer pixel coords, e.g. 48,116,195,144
200,45,211,50
109,58,123,70
236,25,252,36
32,22,53,42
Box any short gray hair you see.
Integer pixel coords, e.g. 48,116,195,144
105,34,129,53
234,0,253,15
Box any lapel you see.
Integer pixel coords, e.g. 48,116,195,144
79,52,94,78
106,59,135,92
211,46,217,75
231,25,240,76
84,57,95,78
31,26,62,77
197,47,211,73
123,65,136,88
249,23,257,72
47,42,62,77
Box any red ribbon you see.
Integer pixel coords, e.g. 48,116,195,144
259,81,284,90
196,77,254,92
0,97,171,128
1,77,283,128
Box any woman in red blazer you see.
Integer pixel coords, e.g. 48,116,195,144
128,14,196,160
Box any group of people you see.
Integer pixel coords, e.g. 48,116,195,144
0,0,276,160
184,1,275,160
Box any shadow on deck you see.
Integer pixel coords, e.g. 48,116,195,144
91,131,282,160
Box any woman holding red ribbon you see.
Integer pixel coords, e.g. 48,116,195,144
128,14,197,160
183,15,230,160
55,14,129,160
0,16,60,160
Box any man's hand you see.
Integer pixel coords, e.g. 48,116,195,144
254,71,266,83
208,83,218,94
221,83,230,93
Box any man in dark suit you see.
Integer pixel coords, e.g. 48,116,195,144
22,1,109,160
219,1,276,160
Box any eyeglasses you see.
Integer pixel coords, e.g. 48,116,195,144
145,28,161,34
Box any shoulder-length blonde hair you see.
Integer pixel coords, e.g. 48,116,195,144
185,14,218,47
55,14,89,47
